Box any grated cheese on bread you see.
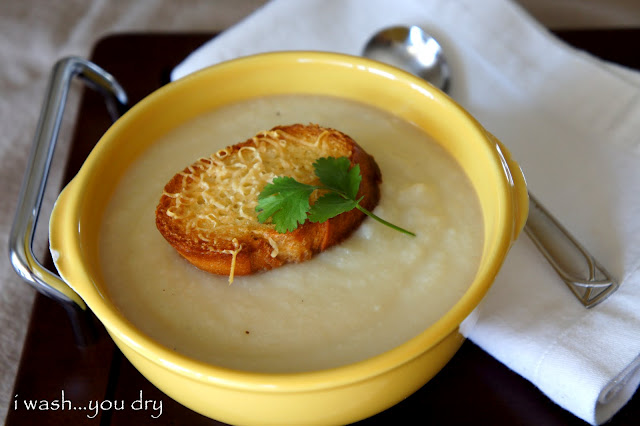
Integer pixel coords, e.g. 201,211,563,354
155,124,381,281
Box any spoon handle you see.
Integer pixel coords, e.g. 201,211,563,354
524,193,619,308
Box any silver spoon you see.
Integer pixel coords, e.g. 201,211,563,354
362,25,618,308
363,25,450,92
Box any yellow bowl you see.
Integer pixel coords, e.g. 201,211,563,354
49,51,528,425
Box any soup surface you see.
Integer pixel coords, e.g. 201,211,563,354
99,94,483,372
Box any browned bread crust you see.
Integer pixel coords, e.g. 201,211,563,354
155,124,381,279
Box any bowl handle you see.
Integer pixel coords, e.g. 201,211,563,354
486,132,529,238
8,57,127,341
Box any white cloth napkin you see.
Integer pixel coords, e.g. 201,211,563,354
170,0,640,423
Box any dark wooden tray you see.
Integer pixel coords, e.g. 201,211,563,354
6,30,640,425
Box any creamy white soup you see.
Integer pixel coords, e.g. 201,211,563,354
99,94,483,373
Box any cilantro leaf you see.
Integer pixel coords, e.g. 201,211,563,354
256,156,415,236
256,176,316,233
309,192,358,223
313,156,361,199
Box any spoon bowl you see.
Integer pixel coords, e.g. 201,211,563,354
363,25,450,92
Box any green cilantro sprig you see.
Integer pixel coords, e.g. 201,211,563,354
256,156,415,236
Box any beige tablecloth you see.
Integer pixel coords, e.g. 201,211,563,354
1,0,638,424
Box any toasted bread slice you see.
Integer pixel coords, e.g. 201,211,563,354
155,123,381,280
